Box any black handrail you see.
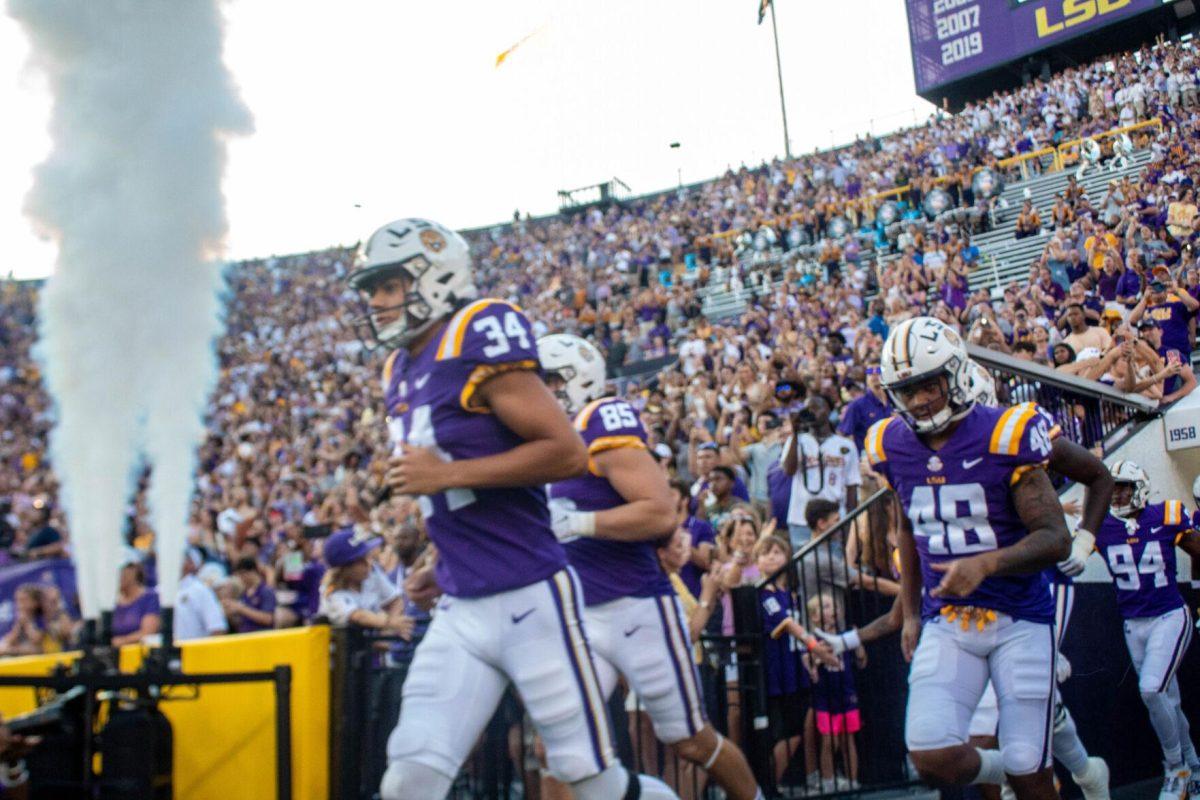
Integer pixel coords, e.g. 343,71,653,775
756,488,891,592
967,343,1161,415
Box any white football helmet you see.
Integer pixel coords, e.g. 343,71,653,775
347,218,477,348
967,359,998,406
537,334,606,415
1110,460,1150,518
880,316,973,434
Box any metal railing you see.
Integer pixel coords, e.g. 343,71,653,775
729,488,915,798
329,625,749,799
968,344,1161,455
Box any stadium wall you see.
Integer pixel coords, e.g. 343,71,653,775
0,625,329,800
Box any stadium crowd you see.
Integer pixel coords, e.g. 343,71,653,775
0,37,1198,627
0,33,1198,791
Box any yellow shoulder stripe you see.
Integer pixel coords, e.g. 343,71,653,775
1164,500,1182,527
587,435,647,476
864,416,895,466
1009,462,1046,486
574,397,612,432
458,359,538,413
588,435,646,455
436,298,524,361
989,403,1037,456
382,349,401,388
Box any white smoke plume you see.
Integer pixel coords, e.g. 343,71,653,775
11,1,251,621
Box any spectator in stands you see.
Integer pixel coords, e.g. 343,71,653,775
37,585,76,652
806,593,865,792
1135,319,1197,403
836,366,888,455
1129,276,1198,361
1061,302,1113,354
656,525,719,659
224,557,276,633
175,548,227,641
781,396,860,547
273,529,326,627
1015,200,1042,239
317,528,414,639
738,410,787,518
698,466,744,532
112,555,160,647
0,586,43,657
669,480,716,601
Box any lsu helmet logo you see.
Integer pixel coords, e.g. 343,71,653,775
420,229,447,253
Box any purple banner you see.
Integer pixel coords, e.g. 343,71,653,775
907,0,1171,95
0,558,78,638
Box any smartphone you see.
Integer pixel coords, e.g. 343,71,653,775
1167,350,1182,366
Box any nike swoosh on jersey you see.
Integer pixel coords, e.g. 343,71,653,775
511,608,535,624
623,625,641,637
963,457,984,469
1150,526,1164,534
415,374,431,390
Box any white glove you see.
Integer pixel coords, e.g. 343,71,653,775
1057,529,1095,577
813,628,861,656
550,508,595,542
1056,653,1072,684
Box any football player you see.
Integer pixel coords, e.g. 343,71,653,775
966,360,1112,800
870,317,1071,800
817,387,1113,799
538,333,763,800
1094,461,1200,800
349,219,676,800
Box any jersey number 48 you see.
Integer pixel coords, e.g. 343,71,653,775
909,483,999,555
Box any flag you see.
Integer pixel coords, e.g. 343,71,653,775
757,0,771,25
495,27,542,68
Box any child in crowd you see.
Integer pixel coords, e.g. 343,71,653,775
805,593,866,792
757,534,809,785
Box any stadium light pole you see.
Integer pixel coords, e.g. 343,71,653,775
768,1,792,159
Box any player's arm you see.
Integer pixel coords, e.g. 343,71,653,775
1178,529,1200,559
896,515,922,662
814,595,902,655
990,466,1071,575
1050,437,1113,575
575,447,677,541
930,466,1070,599
388,370,586,494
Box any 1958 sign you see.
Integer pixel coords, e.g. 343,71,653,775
1166,421,1198,451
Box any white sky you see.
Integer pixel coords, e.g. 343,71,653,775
1,0,934,280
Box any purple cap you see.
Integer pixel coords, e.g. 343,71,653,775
322,526,381,567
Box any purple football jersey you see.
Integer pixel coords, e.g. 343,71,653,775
383,299,566,598
866,402,1059,623
1095,501,1198,619
550,397,673,606
758,585,807,697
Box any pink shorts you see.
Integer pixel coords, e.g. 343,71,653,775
816,708,861,735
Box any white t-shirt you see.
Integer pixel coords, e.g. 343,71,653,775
780,433,862,527
319,563,401,626
175,574,228,641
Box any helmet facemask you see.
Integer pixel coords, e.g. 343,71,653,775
348,254,439,350
886,361,972,435
542,366,578,414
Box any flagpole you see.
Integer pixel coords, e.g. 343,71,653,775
768,1,792,159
